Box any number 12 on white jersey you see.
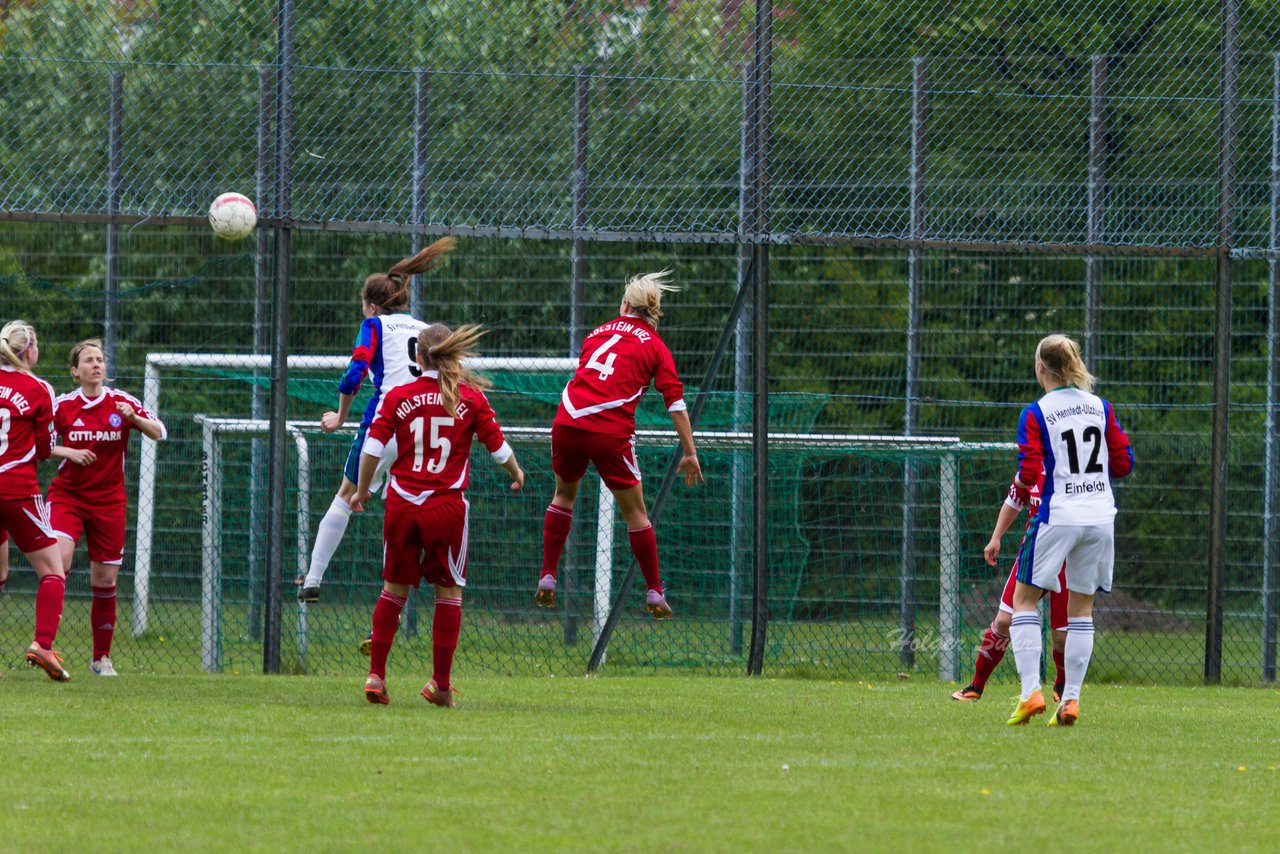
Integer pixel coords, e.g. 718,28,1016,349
409,415,454,473
585,334,622,381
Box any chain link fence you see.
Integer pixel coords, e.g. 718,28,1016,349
2,1,1278,686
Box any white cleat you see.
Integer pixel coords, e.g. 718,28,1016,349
91,656,119,677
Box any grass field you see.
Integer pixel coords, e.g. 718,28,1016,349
1,670,1277,852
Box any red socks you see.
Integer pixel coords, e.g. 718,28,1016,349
91,585,117,661
1052,647,1066,691
627,524,662,593
541,505,573,580
369,590,406,680
34,574,67,650
433,595,463,691
970,624,1010,691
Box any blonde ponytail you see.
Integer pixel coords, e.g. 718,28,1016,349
418,323,491,417
622,269,678,327
0,320,37,372
1036,334,1095,392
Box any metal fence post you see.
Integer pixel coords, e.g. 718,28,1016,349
265,0,297,675
1263,52,1280,682
1085,54,1109,364
249,66,273,642
939,454,960,682
104,70,123,377
901,56,927,670
570,63,590,355
730,62,753,656
1206,0,1241,685
410,67,429,320
746,0,773,678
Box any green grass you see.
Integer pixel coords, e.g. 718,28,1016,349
1,672,1277,852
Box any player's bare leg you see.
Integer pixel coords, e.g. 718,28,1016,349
89,561,120,676
1050,592,1095,727
537,474,580,607
610,484,671,620
299,477,358,603
0,538,10,595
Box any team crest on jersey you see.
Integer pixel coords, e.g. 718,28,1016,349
109,413,123,428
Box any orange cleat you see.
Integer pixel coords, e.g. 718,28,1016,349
1048,699,1078,727
26,643,71,682
364,675,389,705
421,679,458,708
1006,690,1047,725
951,685,983,702
534,575,556,608
645,589,673,620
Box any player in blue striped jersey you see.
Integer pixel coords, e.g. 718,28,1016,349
297,238,456,603
1006,334,1132,727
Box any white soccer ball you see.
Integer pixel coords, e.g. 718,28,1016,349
208,192,258,241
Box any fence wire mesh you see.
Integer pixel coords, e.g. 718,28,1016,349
2,1,1279,686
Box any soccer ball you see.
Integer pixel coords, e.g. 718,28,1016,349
208,192,257,241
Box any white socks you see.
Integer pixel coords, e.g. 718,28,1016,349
304,497,353,587
1062,617,1095,703
1009,610,1043,701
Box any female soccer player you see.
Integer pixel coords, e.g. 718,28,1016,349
298,237,455,603
0,320,70,681
48,339,166,677
950,472,1068,703
535,270,702,619
350,323,524,707
1005,334,1132,727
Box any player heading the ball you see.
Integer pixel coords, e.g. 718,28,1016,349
0,321,68,682
298,237,455,604
1005,334,1132,728
351,323,524,707
537,270,703,620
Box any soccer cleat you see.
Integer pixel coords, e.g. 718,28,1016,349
421,679,458,708
951,684,983,702
645,588,673,620
1006,690,1047,725
358,632,373,657
364,676,389,705
534,574,556,608
297,585,320,603
91,656,119,677
26,643,71,682
1048,699,1079,727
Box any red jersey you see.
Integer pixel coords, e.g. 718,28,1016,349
364,372,511,506
0,366,56,495
50,387,166,506
553,315,686,437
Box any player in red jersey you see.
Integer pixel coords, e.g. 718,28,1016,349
48,339,167,677
351,323,524,706
0,320,70,681
950,474,1068,703
536,271,703,619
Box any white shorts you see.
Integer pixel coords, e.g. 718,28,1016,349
1017,520,1114,595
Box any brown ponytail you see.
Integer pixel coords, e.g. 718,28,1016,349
1036,334,1095,392
418,322,491,417
362,237,457,313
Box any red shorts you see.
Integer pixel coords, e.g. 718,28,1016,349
551,423,642,491
382,493,469,589
49,493,126,566
0,495,59,554
1000,560,1068,631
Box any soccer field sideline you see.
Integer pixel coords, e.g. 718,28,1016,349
1,673,1277,852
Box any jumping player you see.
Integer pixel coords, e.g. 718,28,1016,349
536,270,702,619
49,339,166,676
0,321,69,681
950,472,1068,703
1006,334,1132,726
351,323,524,707
298,237,455,603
